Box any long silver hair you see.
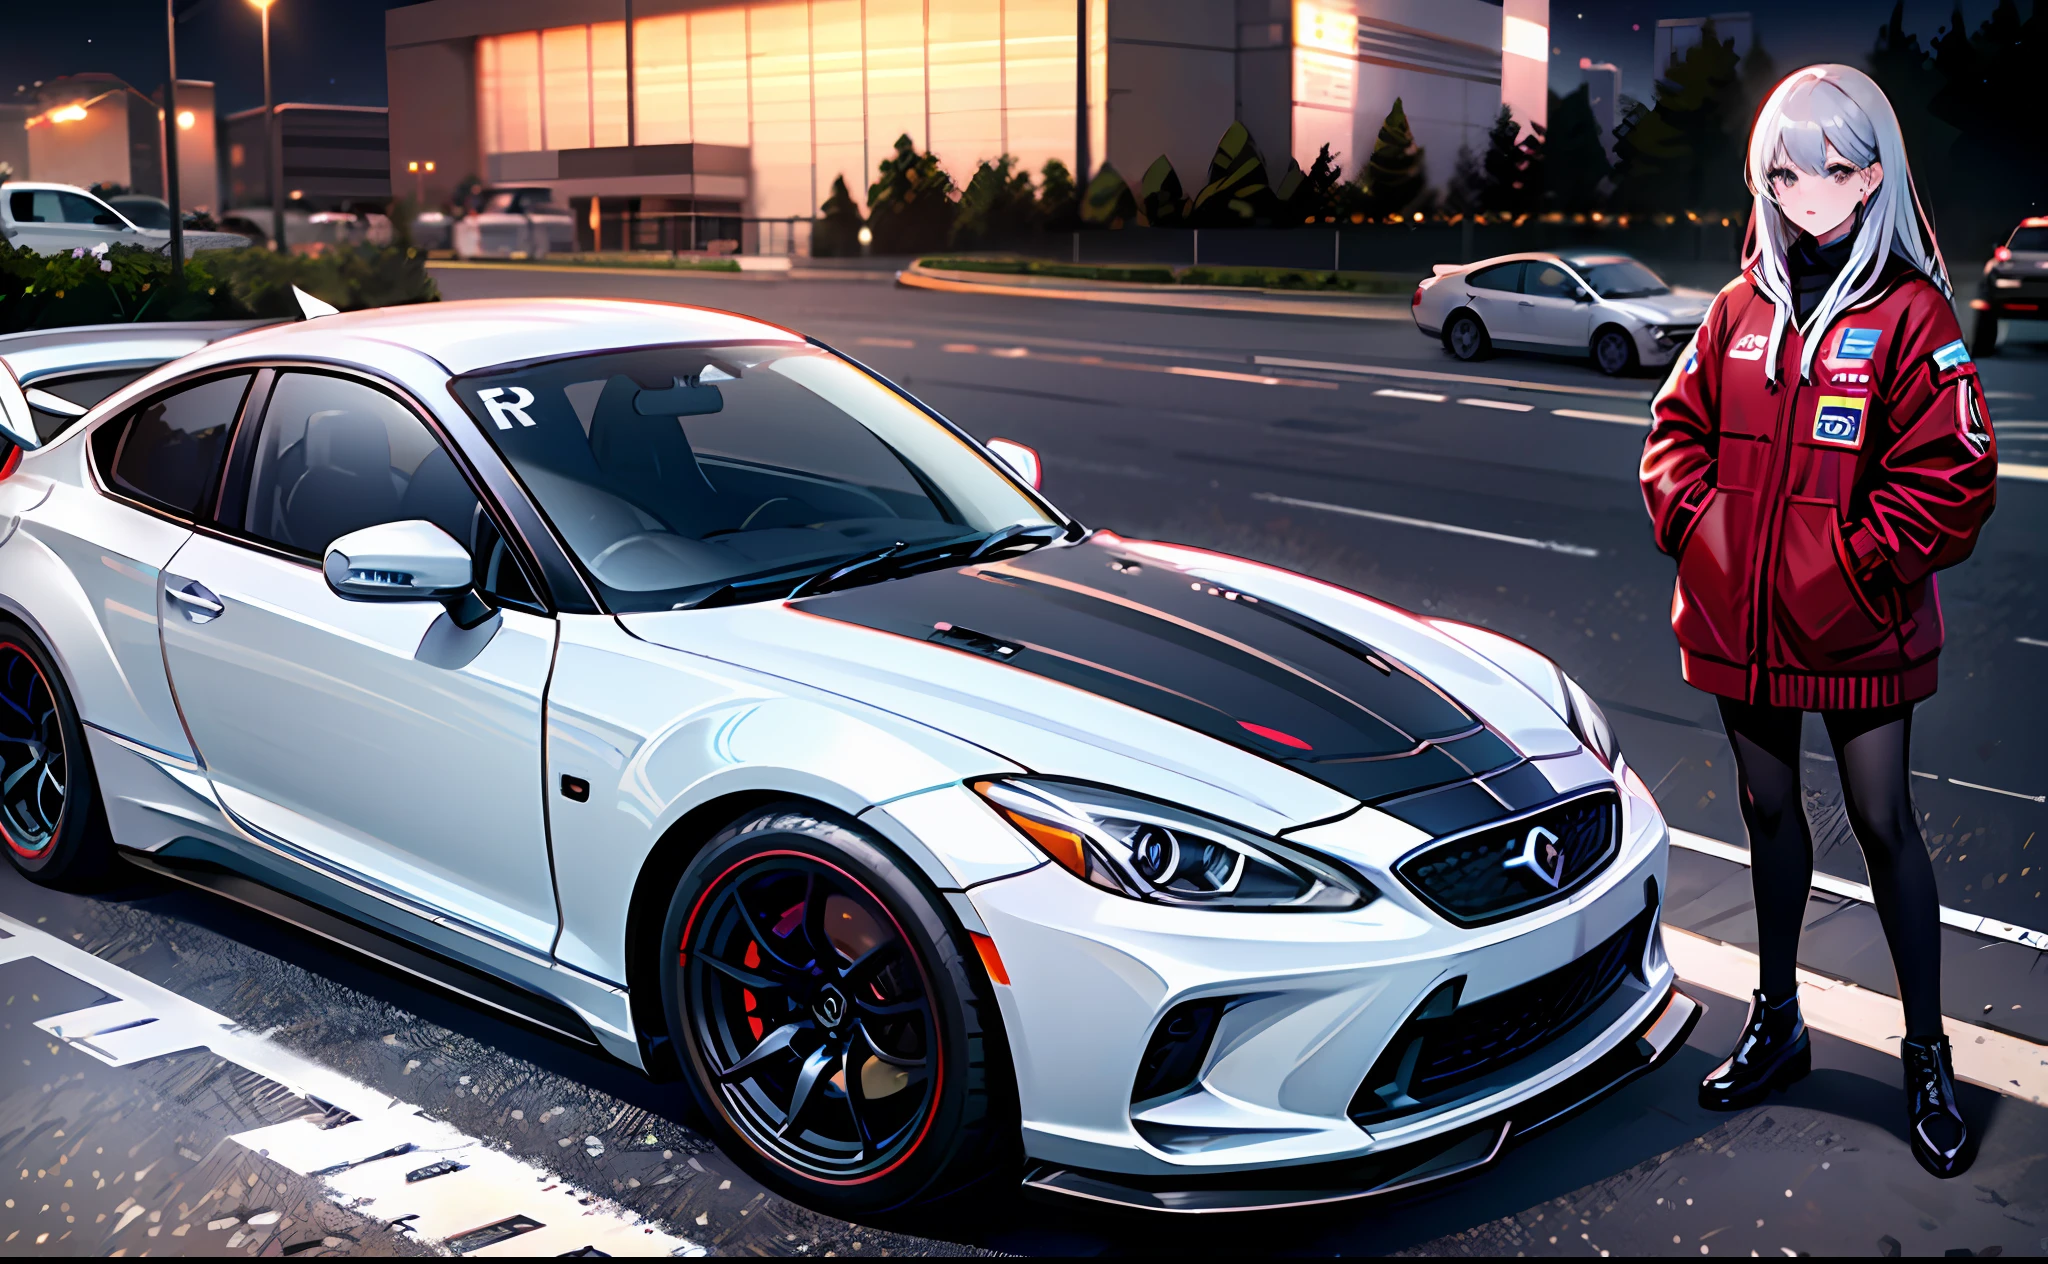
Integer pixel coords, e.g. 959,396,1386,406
1742,64,1949,384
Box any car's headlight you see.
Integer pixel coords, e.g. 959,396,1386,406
971,778,1373,911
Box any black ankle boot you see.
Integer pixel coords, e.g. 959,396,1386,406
1699,990,1811,1110
1902,1035,1970,1178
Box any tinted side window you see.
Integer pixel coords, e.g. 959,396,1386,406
1467,261,1525,291
95,374,250,518
59,192,119,226
239,373,542,608
1524,262,1582,299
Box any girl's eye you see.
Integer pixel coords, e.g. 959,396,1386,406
1768,168,1797,188
1827,166,1855,181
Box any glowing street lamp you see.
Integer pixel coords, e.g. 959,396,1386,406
250,0,282,251
407,159,434,206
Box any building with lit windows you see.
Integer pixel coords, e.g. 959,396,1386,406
384,0,1549,252
16,75,221,215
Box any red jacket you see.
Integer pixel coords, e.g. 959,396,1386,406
1641,261,1998,709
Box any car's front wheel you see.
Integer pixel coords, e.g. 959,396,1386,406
0,621,115,888
660,805,1013,1214
1444,310,1491,361
1592,325,1639,376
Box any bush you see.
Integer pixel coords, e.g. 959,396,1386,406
867,135,958,255
812,175,866,257
0,241,438,334
917,257,1176,285
953,156,1041,249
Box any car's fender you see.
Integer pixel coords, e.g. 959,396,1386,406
543,614,1035,986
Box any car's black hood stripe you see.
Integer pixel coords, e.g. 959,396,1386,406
796,536,1519,803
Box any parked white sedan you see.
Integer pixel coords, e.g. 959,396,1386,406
1412,252,1712,376
0,299,1695,1217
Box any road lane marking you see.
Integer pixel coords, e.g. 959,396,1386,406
2001,462,2048,482
936,342,1335,389
1553,407,1650,427
2019,637,2048,649
0,911,701,1257
1663,927,2047,1103
896,267,1413,320
1458,397,1534,412
1253,354,1656,401
1948,778,2046,803
1251,492,1602,557
854,336,916,348
1670,830,2048,948
1374,388,1447,402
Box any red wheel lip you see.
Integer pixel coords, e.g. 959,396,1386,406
680,846,946,1188
0,641,58,860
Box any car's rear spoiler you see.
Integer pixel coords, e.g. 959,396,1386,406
0,318,279,450
1431,263,1463,277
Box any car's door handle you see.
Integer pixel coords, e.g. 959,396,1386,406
165,580,224,623
1518,300,1535,306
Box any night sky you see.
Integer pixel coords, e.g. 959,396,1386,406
0,0,2020,120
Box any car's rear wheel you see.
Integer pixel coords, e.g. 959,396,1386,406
1445,311,1491,361
660,805,1013,1214
1973,312,2000,357
1592,325,1639,376
0,622,114,888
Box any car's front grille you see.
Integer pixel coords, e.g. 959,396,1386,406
1349,905,1650,1126
1652,323,1699,348
1396,789,1619,927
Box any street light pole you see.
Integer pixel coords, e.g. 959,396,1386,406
163,0,184,275
252,0,281,252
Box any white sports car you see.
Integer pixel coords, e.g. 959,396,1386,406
0,300,1696,1215
1411,252,1712,376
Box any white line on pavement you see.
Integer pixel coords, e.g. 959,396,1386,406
1663,927,2047,1103
1251,492,1602,557
1552,407,1651,427
853,336,916,348
1169,365,1285,385
2001,462,2048,482
1669,830,2048,949
1374,387,1448,402
1459,397,1534,412
0,911,701,1257
1253,354,1656,401
1948,777,2047,803
2019,637,2048,649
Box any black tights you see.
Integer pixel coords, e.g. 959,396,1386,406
1717,698,1945,1040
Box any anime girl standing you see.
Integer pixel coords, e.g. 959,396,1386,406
1640,64,1997,1178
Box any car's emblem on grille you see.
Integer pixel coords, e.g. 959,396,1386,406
1503,825,1566,889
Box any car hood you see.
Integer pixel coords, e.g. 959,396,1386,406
1604,292,1711,324
618,536,1582,835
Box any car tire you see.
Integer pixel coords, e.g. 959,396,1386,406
660,804,1014,1215
1972,313,2000,358
1592,325,1640,376
1444,310,1491,361
0,621,115,889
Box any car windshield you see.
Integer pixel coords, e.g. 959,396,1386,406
454,343,1058,612
1573,259,1671,299
2009,227,2048,252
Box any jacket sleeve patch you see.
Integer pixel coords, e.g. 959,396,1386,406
1812,395,1868,449
1960,379,1992,456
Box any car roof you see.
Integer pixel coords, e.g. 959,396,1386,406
205,298,807,376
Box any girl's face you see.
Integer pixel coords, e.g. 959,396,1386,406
1766,140,1883,243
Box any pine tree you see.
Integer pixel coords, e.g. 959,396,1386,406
1079,163,1138,228
1189,121,1279,226
1926,0,2045,247
1477,107,1529,214
953,155,1039,248
1610,21,1745,216
1138,155,1188,227
1545,85,1612,213
866,134,958,254
1865,2,1954,234
1442,143,1484,214
812,175,866,257
1285,144,1349,221
1362,98,1427,216
1038,158,1080,231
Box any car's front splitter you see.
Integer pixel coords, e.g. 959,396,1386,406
1018,982,1701,1214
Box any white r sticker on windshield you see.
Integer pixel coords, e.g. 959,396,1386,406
477,386,538,429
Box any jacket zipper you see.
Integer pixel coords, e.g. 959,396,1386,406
1748,317,1805,703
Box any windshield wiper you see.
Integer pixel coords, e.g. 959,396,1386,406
969,521,1066,561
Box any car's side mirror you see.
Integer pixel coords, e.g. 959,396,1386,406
325,519,475,600
985,437,1042,490
1574,289,1596,303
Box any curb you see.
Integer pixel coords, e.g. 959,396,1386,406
895,264,1413,321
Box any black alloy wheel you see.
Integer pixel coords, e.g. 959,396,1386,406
662,807,1012,1213
1593,325,1639,376
1446,311,1491,361
0,622,113,887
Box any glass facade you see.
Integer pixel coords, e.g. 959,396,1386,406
476,0,1106,221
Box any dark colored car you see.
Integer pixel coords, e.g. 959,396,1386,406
1973,218,2048,356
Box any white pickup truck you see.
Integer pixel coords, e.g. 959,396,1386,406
1,182,251,256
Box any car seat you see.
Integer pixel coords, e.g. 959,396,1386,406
282,408,401,552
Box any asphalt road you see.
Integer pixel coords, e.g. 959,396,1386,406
1,262,2043,1256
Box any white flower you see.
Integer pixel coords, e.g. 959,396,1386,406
70,247,85,259
99,260,112,272
90,241,108,257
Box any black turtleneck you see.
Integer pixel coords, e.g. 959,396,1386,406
1787,226,1857,325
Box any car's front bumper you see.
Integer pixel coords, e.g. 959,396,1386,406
965,772,1676,1184
1020,982,1699,1212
